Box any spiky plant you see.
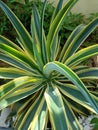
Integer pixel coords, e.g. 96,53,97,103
0,0,98,129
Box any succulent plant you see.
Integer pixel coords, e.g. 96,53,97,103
0,0,98,129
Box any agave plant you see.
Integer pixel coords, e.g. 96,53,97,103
0,0,98,129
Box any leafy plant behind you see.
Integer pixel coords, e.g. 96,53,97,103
90,117,98,130
0,0,98,129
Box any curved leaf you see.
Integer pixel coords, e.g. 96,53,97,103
65,45,98,67
72,66,89,72
59,24,85,62
62,17,98,62
43,61,98,113
77,68,98,79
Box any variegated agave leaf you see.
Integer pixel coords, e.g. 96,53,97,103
0,0,98,130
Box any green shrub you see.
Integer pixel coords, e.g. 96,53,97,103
91,117,98,130
0,0,98,129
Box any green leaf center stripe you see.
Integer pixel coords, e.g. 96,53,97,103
59,24,85,62
45,83,68,130
0,53,37,74
0,68,33,79
62,17,98,62
0,43,38,70
0,84,44,110
32,5,41,41
50,0,63,23
0,1,34,57
0,76,37,99
17,89,45,130
0,35,22,51
29,98,47,130
31,7,44,68
63,98,82,130
65,45,98,67
76,68,98,79
47,0,78,60
55,81,96,113
40,0,48,64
